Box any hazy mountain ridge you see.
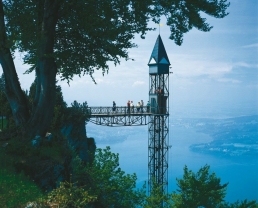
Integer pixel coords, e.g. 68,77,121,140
171,115,258,157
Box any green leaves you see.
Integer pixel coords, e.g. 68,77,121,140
71,146,146,207
85,146,145,207
2,0,230,81
144,178,173,208
173,164,228,208
46,180,97,207
224,199,258,208
164,0,230,45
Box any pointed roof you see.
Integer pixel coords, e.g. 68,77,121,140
148,35,170,65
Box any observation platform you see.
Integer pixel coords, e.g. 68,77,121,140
88,106,168,127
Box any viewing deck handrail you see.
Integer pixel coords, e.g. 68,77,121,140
88,106,168,115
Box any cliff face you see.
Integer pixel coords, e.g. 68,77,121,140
34,118,96,191
12,118,96,192
35,119,96,191
61,119,96,164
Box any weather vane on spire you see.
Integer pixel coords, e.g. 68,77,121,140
157,23,163,34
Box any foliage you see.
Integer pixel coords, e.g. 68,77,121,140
143,179,173,208
0,0,230,136
27,80,91,132
65,100,91,126
224,200,258,208
3,0,230,81
0,169,43,207
72,146,145,208
43,180,97,207
172,164,228,208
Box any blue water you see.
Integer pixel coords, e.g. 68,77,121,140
87,121,258,203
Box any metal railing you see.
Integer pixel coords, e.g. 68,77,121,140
88,106,168,116
89,106,148,115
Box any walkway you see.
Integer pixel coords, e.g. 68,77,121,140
88,106,168,127
88,106,151,126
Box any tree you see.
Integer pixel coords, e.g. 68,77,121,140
0,74,16,129
27,80,67,132
143,178,173,208
172,165,228,208
72,146,145,208
0,0,230,137
43,180,97,207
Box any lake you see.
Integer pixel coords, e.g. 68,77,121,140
87,117,258,203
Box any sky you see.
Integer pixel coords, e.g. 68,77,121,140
1,0,258,119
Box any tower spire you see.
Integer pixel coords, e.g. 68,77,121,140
148,35,170,66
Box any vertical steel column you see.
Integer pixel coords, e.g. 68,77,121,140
148,114,169,195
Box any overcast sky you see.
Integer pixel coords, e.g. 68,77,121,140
2,0,258,118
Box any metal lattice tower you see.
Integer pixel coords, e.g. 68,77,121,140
147,35,170,195
88,35,171,199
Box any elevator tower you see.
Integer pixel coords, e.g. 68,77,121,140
148,35,170,195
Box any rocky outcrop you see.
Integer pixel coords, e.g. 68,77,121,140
61,119,96,164
14,118,95,192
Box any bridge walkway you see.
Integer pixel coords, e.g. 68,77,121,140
89,106,151,126
88,106,168,126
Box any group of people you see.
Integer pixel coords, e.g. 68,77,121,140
112,100,150,113
127,100,144,113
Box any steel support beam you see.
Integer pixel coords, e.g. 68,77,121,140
148,114,169,195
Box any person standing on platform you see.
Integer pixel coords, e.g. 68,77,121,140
127,100,130,113
112,101,116,113
140,100,144,113
136,102,141,113
130,101,134,113
147,101,150,113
